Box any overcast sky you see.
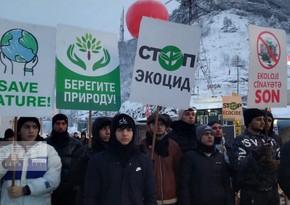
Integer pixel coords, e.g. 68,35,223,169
0,0,179,40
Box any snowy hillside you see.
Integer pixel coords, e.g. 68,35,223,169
116,8,290,119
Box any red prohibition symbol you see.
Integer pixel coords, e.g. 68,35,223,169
256,31,281,70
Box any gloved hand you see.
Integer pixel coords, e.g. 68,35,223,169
252,144,274,160
258,157,278,171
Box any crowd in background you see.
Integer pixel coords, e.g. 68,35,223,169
0,107,289,205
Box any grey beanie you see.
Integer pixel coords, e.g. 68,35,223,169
196,125,213,141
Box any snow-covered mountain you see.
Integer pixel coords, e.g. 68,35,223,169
114,1,290,119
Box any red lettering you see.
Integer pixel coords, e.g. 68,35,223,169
255,89,280,103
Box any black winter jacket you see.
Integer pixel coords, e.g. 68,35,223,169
231,130,280,191
47,133,82,204
167,120,197,153
84,146,157,205
179,148,232,205
279,140,290,198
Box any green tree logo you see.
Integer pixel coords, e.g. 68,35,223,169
67,33,110,71
158,45,183,71
229,102,241,110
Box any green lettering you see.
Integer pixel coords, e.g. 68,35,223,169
30,83,38,93
26,96,36,106
0,95,4,105
8,82,18,92
0,80,7,92
19,82,29,92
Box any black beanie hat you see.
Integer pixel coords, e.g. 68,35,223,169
4,128,15,139
17,117,40,134
243,108,264,127
52,114,68,126
110,114,135,139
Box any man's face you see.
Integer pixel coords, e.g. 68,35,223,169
181,110,196,124
211,123,223,138
19,121,39,141
147,121,166,137
115,127,133,145
248,116,265,133
99,125,110,142
201,131,214,146
53,120,68,132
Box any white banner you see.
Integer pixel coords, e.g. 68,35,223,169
247,24,287,108
129,17,201,109
0,19,55,116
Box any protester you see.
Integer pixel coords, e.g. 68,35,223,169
262,110,282,146
4,128,15,141
47,113,82,205
73,132,79,140
0,117,61,205
84,113,157,205
208,121,231,163
161,113,173,133
168,107,197,153
279,139,290,199
80,131,88,145
232,108,280,205
179,125,233,205
142,113,181,205
71,116,112,205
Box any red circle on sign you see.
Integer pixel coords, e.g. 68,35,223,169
256,31,281,70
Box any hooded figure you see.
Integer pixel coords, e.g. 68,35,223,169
91,116,112,151
84,113,157,205
262,110,282,146
70,116,112,205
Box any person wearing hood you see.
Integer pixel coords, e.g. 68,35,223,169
167,107,197,153
262,110,282,146
70,116,112,205
46,113,82,205
179,125,233,205
0,117,61,205
84,113,157,205
142,113,181,205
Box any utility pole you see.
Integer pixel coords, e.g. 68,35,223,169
236,56,242,95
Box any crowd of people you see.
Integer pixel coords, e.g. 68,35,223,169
0,107,289,205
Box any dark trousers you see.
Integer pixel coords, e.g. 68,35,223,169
240,188,280,205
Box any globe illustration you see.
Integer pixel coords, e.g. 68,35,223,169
0,28,38,63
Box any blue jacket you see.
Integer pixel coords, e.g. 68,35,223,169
84,147,157,205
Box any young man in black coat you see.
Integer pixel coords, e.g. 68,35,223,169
232,108,280,205
168,107,197,153
46,113,82,205
84,113,157,205
179,125,233,205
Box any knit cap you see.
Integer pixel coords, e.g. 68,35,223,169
196,125,213,141
52,114,68,126
17,117,40,134
243,108,264,127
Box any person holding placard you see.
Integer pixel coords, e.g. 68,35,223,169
142,113,181,205
0,117,61,205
